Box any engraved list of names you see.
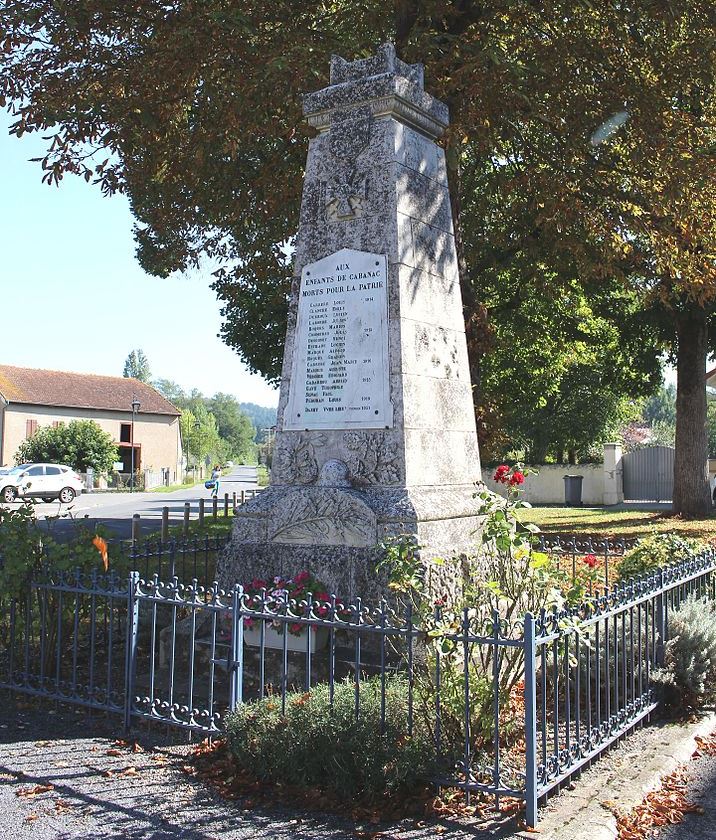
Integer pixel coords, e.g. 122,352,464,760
285,248,392,430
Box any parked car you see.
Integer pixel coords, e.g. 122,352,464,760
0,463,84,504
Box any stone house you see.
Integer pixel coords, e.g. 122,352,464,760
0,365,182,480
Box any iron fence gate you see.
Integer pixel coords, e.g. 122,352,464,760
622,445,675,502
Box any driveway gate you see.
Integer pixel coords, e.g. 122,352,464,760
622,445,674,501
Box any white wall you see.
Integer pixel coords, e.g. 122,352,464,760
482,463,606,505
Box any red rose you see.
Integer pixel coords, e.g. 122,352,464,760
493,465,510,483
583,554,599,569
509,471,525,486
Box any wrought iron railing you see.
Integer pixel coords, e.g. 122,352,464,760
537,534,638,589
1,548,715,829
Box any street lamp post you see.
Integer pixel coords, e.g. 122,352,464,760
130,397,141,491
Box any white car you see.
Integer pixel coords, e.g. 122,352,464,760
1,463,84,504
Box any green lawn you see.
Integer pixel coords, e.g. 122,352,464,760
517,505,716,541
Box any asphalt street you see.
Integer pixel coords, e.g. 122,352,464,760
3,465,258,541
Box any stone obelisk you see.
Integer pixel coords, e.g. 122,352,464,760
222,44,482,600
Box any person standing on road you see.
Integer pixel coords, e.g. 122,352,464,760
210,464,221,499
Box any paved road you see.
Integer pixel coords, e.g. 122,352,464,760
5,465,258,542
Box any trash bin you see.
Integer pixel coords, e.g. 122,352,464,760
563,474,584,506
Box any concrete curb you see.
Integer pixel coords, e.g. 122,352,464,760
532,712,716,840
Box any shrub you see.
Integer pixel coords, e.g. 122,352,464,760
225,676,437,803
653,595,716,712
15,419,118,473
616,533,703,581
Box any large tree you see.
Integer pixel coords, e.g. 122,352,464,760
479,274,661,463
122,349,152,383
2,2,715,513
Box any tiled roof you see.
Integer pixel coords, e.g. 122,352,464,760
0,365,180,416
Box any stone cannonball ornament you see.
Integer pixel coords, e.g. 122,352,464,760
221,44,482,602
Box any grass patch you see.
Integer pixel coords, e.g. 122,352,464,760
164,508,235,541
517,505,716,541
257,465,269,487
148,480,204,493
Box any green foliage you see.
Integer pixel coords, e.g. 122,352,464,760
152,378,187,404
122,349,152,382
241,403,277,442
0,503,122,600
644,385,677,427
225,677,436,803
206,393,256,462
653,596,716,712
14,420,118,473
616,533,703,581
0,504,45,598
179,404,220,466
479,279,658,462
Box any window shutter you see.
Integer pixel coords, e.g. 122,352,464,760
25,419,38,437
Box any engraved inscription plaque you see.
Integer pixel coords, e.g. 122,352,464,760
285,248,392,430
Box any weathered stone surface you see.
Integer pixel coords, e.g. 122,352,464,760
222,44,482,603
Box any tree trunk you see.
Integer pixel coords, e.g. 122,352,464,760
672,306,711,516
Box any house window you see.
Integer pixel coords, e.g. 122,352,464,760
52,421,60,429
25,419,38,438
120,423,132,443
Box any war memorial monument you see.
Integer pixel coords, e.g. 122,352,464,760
222,44,482,600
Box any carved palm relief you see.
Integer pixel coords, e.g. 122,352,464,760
343,431,401,485
273,434,325,485
270,491,376,546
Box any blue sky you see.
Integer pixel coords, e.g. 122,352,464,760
0,112,279,407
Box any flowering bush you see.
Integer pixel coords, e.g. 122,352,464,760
492,463,525,487
239,570,348,636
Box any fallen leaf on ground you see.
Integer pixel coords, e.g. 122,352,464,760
24,814,38,823
105,749,123,757
16,784,54,798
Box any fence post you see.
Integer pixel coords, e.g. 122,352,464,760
655,568,666,667
198,498,205,528
212,496,218,519
228,586,244,711
183,502,190,537
224,493,229,517
161,506,169,543
241,489,246,505
523,612,538,829
123,571,140,733
131,513,141,545
232,491,237,511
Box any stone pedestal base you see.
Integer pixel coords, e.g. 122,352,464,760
219,483,482,605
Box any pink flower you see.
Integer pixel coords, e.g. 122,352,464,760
289,622,304,636
583,554,599,569
509,471,525,487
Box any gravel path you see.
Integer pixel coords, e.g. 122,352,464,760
657,750,716,840
0,699,523,840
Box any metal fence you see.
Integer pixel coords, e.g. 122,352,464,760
119,535,230,587
1,548,715,828
538,535,638,589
